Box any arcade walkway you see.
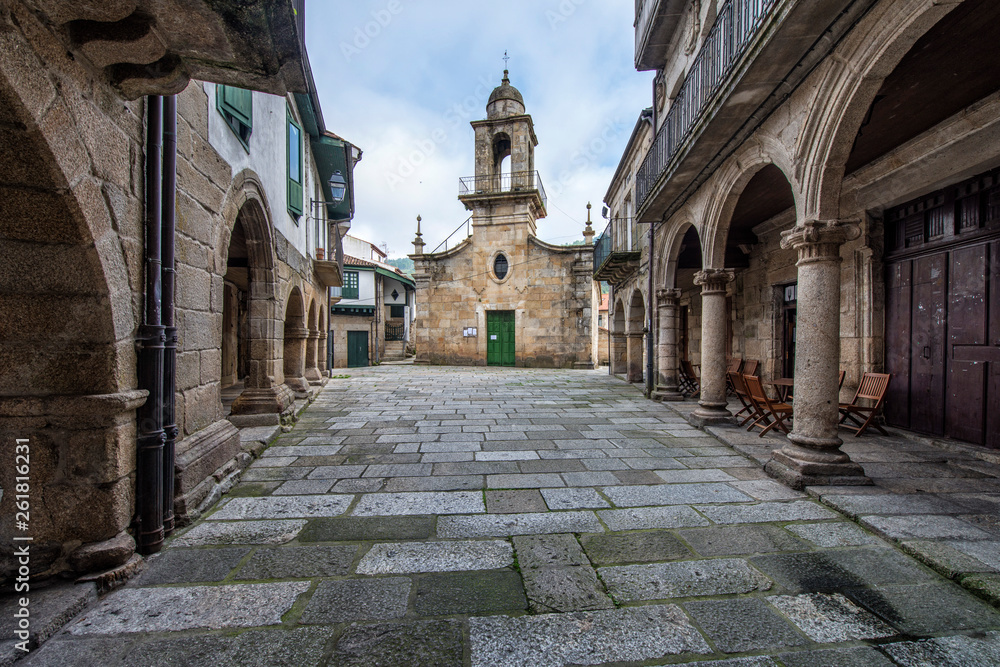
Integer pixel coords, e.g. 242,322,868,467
19,366,1000,666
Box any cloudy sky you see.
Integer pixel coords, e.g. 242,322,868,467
305,1,652,258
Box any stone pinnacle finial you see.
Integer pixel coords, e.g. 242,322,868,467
583,202,596,245
412,215,425,255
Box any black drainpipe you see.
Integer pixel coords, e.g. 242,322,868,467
136,96,165,554
160,96,178,536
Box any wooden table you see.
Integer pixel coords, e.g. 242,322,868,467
771,377,794,402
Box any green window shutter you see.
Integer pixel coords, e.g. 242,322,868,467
218,85,252,127
343,271,359,299
216,85,252,150
287,109,303,217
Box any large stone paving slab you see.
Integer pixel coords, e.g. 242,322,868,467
599,558,772,601
356,540,513,574
329,620,464,667
597,506,710,531
469,605,712,666
882,631,1000,666
134,547,250,585
172,520,307,546
438,511,603,538
683,597,807,653
601,483,753,507
235,545,358,579
767,593,897,642
208,495,352,520
300,578,411,624
694,500,839,524
67,583,310,634
414,571,527,616
351,491,485,516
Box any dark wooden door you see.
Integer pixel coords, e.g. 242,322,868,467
910,253,947,435
347,330,369,368
886,241,999,448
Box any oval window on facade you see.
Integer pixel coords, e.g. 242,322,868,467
493,253,509,280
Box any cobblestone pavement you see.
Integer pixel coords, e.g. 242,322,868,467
24,366,1000,666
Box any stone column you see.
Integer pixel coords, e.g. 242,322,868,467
231,296,293,416
305,330,322,382
690,269,734,426
610,332,627,376
766,220,870,489
283,325,310,393
652,288,683,401
626,333,644,383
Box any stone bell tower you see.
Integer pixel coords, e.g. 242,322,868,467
458,69,546,236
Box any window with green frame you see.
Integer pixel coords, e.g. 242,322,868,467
390,305,405,318
342,271,359,299
287,108,303,218
216,85,252,150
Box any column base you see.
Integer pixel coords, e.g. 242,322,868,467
764,456,872,490
285,376,310,394
688,404,734,427
230,384,294,416
305,367,322,382
765,438,871,490
652,386,684,402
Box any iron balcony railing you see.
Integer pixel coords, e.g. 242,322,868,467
385,322,405,341
594,220,614,276
593,218,641,279
459,170,547,210
635,0,777,209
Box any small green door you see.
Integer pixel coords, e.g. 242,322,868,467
487,311,515,367
347,331,369,368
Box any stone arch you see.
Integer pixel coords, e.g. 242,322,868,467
795,0,963,219
702,138,799,268
610,297,628,377
0,31,141,577
655,216,701,289
282,285,308,393
612,297,627,334
626,289,646,383
223,173,293,417
626,289,646,335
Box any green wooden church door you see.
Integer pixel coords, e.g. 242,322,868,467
487,311,515,367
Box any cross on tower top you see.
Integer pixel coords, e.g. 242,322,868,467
503,50,510,69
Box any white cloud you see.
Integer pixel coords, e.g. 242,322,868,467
306,0,652,257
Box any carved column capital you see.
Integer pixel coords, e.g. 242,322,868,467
656,287,681,308
693,269,734,294
780,219,861,263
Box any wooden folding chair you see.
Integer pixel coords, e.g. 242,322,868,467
728,371,761,426
725,357,743,396
743,374,793,437
839,372,890,436
742,359,759,377
678,359,700,398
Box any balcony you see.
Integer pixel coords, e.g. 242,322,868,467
593,219,641,282
314,226,345,297
637,0,778,213
636,0,876,224
458,170,547,212
635,0,688,71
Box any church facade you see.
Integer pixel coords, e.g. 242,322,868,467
410,72,595,369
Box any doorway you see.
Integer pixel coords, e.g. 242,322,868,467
347,331,369,368
781,284,797,378
487,311,515,366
